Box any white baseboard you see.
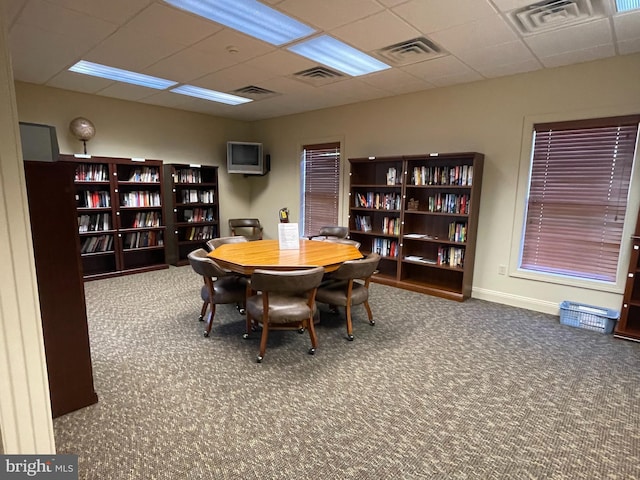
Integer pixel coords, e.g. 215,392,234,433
471,287,560,315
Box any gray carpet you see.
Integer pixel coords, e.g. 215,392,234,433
53,266,640,479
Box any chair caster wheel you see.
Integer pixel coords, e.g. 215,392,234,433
369,320,375,326
308,348,316,355
347,334,354,341
298,328,305,334
242,333,249,339
237,307,246,315
256,355,263,363
204,332,210,338
198,315,204,322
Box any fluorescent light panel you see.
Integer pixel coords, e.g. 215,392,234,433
288,35,390,77
171,85,252,105
163,0,315,46
68,60,177,89
616,0,640,11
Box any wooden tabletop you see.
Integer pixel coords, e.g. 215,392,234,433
208,239,363,275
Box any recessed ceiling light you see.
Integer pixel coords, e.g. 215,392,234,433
615,0,640,11
163,0,315,46
170,85,253,105
288,35,391,77
68,60,177,89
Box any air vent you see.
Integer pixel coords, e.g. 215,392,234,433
232,85,279,99
509,0,605,35
291,66,345,86
375,37,446,66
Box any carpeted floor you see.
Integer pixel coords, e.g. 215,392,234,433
53,265,640,479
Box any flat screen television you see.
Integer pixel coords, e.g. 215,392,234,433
19,122,60,162
227,141,266,175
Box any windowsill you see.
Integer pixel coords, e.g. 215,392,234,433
508,267,624,294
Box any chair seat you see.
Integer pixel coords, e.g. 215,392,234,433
200,276,246,304
246,293,316,324
315,280,368,306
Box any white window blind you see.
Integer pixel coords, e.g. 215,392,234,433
521,115,639,282
302,142,340,237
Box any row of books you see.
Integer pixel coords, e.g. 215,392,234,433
75,164,108,182
174,168,203,184
78,191,110,208
121,191,161,207
404,246,465,268
123,231,163,249
382,216,401,236
80,234,113,254
78,213,111,232
411,165,473,186
183,226,216,241
448,222,467,243
372,238,399,258
180,189,215,204
130,211,161,228
354,192,401,210
426,193,470,214
183,208,215,223
127,167,159,183
354,215,372,232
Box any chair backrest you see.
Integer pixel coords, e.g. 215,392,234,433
187,248,229,278
324,237,361,250
206,235,248,251
318,225,348,239
229,218,263,240
329,252,380,281
250,267,325,294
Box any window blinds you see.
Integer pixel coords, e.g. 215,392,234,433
302,142,340,238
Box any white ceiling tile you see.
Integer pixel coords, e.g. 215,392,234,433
276,0,383,31
525,18,613,57
4,0,28,26
47,70,114,93
618,37,640,54
392,0,498,33
45,0,152,24
138,90,194,109
430,70,484,87
144,47,224,83
96,82,162,101
83,25,185,71
331,10,422,51
242,50,316,78
125,4,222,46
192,63,275,93
539,43,616,68
490,0,540,13
474,58,542,78
430,14,518,55
401,55,477,81
378,0,412,6
455,40,537,70
361,68,436,94
613,10,640,41
192,29,275,62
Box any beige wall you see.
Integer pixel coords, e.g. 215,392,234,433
253,53,640,314
14,83,255,233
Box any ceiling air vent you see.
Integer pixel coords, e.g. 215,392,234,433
292,66,345,86
375,37,446,66
232,85,278,100
508,0,605,35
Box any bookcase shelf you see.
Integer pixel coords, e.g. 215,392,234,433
349,152,483,301
61,155,169,281
163,164,220,266
615,209,640,342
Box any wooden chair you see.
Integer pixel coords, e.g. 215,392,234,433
187,249,247,337
229,218,263,241
244,266,325,363
315,252,380,341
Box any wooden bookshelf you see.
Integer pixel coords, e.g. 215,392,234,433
61,155,168,280
349,152,484,301
163,164,220,266
615,208,640,342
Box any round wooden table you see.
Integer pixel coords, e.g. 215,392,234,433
208,239,362,275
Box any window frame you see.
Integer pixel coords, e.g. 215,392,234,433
509,109,640,293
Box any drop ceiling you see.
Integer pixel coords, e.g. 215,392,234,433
4,0,640,121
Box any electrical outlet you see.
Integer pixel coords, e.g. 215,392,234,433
498,264,507,275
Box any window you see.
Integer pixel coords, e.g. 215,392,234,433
300,142,340,237
520,115,639,282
